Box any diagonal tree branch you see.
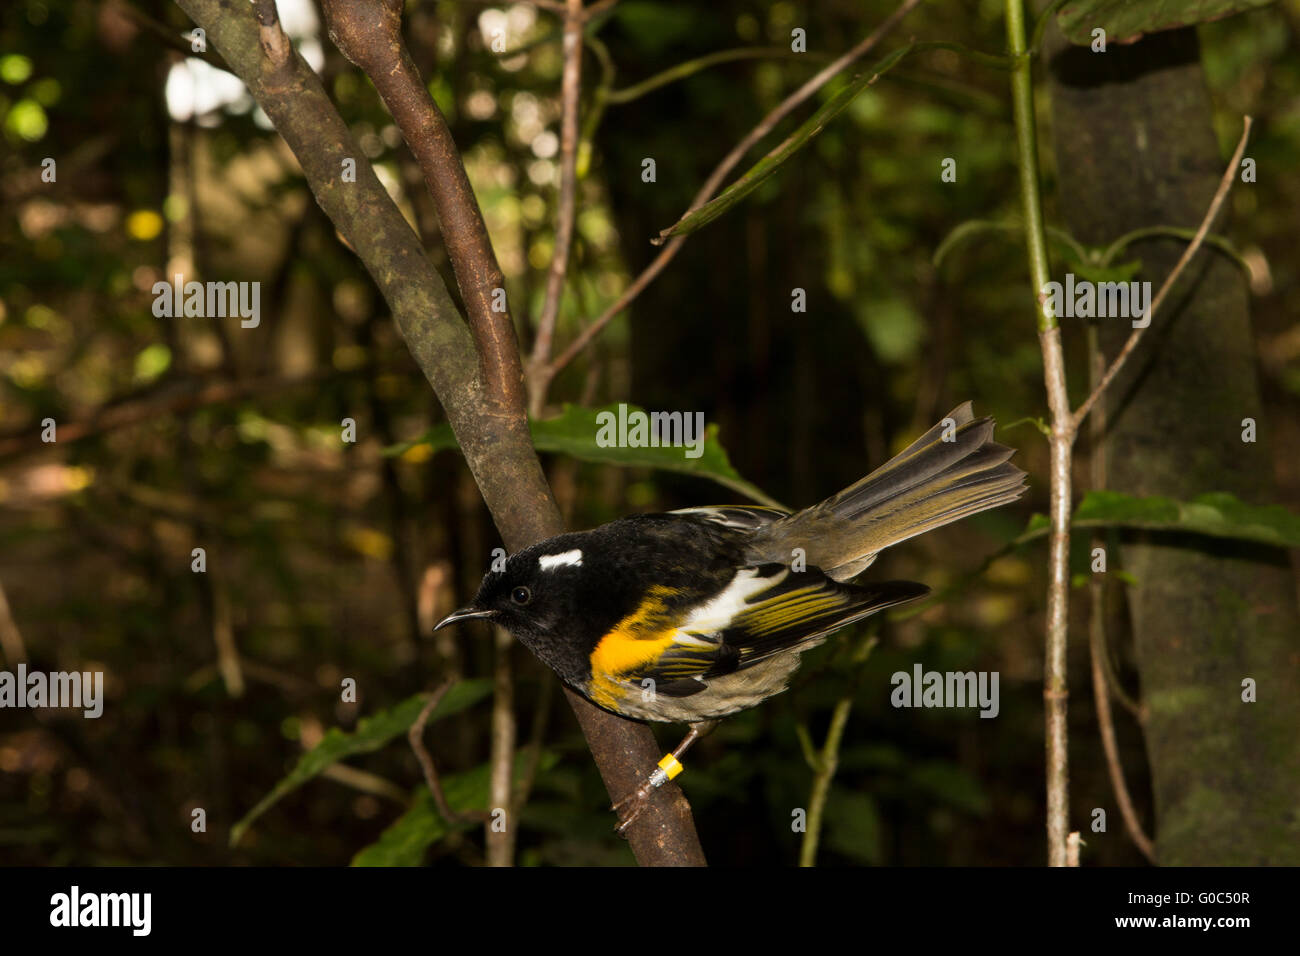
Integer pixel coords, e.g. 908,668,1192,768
175,0,704,866
323,0,527,422
1086,335,1155,864
0,370,340,460
0,580,28,666
536,0,924,393
119,0,230,71
1072,116,1252,431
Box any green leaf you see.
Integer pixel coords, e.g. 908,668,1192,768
351,752,557,866
230,680,492,847
1098,227,1250,277
854,297,923,364
612,0,699,54
385,403,784,510
1020,513,1051,539
1058,0,1274,46
932,219,1089,271
1020,491,1300,549
1069,259,1142,285
821,790,883,864
908,761,990,816
351,791,453,867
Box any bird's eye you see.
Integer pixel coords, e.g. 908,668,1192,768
511,586,532,606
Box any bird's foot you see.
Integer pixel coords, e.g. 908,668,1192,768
611,783,655,836
610,756,682,835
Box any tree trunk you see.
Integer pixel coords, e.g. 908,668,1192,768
1046,26,1300,864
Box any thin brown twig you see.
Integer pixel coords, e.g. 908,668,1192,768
526,0,586,413
0,370,339,460
486,626,517,865
457,0,616,23
1089,596,1156,862
1084,323,1142,724
1095,619,1143,720
460,0,567,13
321,763,409,803
580,0,619,19
605,47,822,105
512,672,554,811
0,579,28,665
324,0,530,422
409,681,490,825
210,576,245,697
1038,325,1074,867
466,0,617,18
1072,116,1253,431
1087,326,1155,863
539,0,925,386
118,0,230,70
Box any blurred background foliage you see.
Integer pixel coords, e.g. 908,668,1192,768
0,0,1297,865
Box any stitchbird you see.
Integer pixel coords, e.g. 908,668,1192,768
437,402,1026,831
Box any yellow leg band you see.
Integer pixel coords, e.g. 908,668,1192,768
657,753,684,780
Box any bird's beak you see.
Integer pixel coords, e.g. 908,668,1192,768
434,606,497,631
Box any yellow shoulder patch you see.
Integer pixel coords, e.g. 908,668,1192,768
588,586,681,709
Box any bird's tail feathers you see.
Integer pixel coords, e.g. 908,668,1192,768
752,403,1026,579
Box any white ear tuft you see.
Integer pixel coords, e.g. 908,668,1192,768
538,549,583,571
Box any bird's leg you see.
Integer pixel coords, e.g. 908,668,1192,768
612,719,719,835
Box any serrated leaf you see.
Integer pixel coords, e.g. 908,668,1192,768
1058,0,1274,46
385,403,784,509
230,680,492,846
351,751,557,866
1019,491,1300,549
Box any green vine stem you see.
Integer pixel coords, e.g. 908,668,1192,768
797,634,878,867
1005,0,1074,867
